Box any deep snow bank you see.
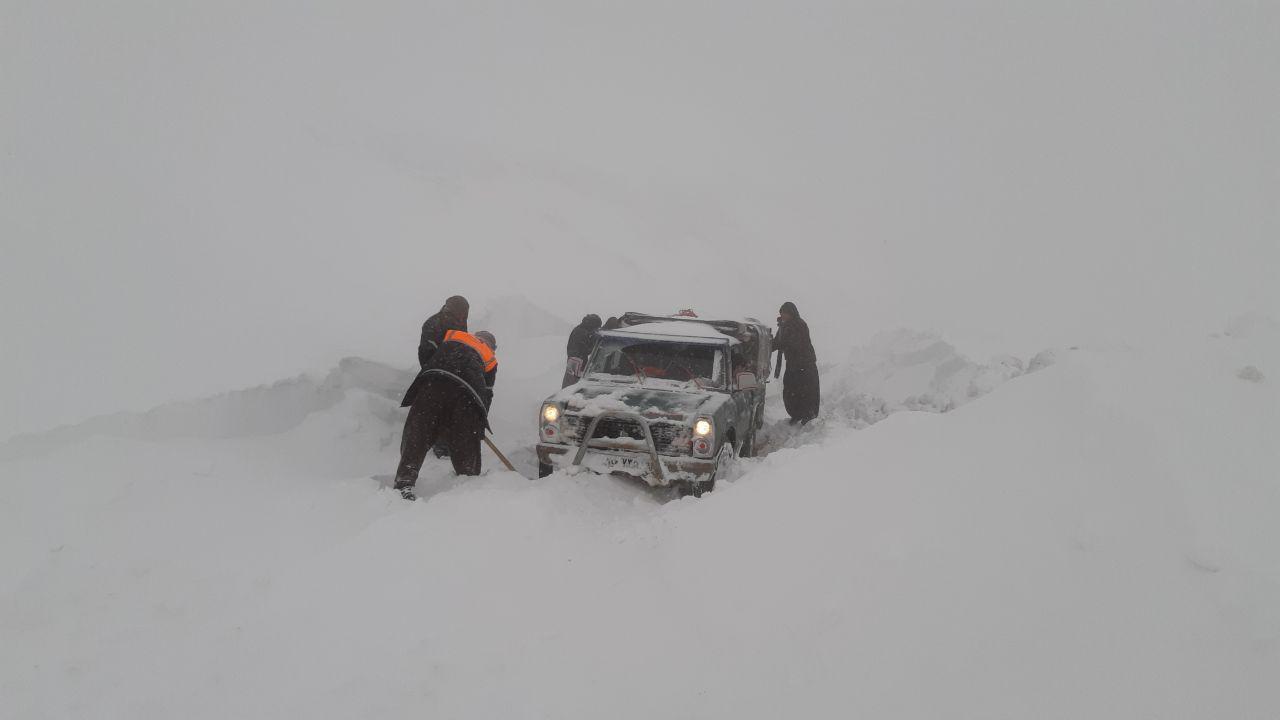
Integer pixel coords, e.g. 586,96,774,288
0,325,1040,474
0,357,413,462
755,328,1053,453
824,328,1054,420
1,323,1276,718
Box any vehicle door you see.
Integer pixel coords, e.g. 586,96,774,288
726,338,765,445
742,325,771,431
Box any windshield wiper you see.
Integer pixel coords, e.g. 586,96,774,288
623,356,647,386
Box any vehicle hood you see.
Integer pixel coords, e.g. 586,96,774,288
553,383,726,421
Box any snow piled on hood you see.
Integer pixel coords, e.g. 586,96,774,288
1,323,1277,718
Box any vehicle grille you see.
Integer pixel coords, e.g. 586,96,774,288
562,415,686,456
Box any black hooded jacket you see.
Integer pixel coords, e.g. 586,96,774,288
417,296,469,367
774,303,817,376
566,314,603,364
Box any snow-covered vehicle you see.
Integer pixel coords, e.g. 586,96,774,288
536,312,772,496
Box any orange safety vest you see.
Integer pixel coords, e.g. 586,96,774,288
443,330,498,373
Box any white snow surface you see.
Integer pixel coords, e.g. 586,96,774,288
2,319,1278,719
610,320,736,341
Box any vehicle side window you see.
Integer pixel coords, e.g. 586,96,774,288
730,345,747,377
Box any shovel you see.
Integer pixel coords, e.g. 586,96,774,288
482,432,518,473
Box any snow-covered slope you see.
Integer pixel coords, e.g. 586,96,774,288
0,358,412,463
1,322,1276,718
831,328,1050,412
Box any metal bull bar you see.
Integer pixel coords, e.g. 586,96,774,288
571,411,666,483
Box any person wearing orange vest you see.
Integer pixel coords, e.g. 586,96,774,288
393,329,498,500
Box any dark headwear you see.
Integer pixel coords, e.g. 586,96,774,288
603,316,621,330
581,314,602,330
442,295,470,322
779,302,800,318
474,330,497,350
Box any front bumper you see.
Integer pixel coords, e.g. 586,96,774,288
538,409,719,486
536,442,716,486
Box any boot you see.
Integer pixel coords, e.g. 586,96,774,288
393,479,417,501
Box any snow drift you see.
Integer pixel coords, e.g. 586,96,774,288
1,322,1277,719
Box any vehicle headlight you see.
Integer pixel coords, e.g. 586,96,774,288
542,404,560,423
691,418,715,458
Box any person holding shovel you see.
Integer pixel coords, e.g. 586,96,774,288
393,329,499,500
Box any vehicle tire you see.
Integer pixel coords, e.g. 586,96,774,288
741,405,765,458
674,480,710,499
676,442,735,499
717,440,738,478
538,461,554,478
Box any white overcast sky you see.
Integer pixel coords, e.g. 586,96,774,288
3,0,1277,438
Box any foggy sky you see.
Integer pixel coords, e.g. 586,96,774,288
3,0,1277,438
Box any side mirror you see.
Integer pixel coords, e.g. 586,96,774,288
736,372,760,391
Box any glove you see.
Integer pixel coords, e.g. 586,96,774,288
567,357,584,377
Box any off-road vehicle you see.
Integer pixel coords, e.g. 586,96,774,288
536,312,772,496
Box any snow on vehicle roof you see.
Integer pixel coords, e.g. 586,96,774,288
607,321,736,343
622,312,769,328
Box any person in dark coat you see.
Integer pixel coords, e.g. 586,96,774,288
474,330,499,389
402,295,469,408
773,301,820,424
394,330,498,500
602,316,622,331
418,295,470,368
562,314,602,387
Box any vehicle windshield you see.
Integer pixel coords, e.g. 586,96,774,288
585,336,725,389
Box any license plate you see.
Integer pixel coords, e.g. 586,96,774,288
603,456,642,471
